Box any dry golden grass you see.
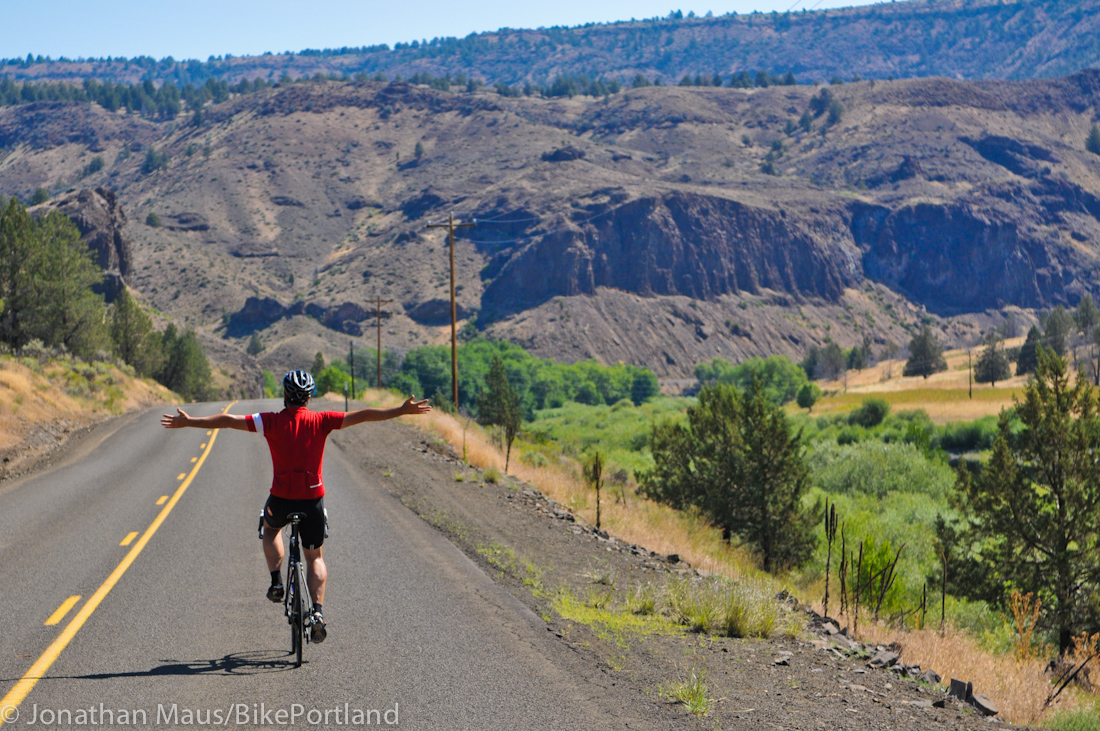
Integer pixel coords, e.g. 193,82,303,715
858,623,1067,726
357,388,767,582
805,342,1089,423
0,356,172,451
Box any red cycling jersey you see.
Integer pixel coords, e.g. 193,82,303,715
245,406,345,499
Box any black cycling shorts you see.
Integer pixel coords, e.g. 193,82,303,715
262,495,327,550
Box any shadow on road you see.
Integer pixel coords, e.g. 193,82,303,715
9,650,298,681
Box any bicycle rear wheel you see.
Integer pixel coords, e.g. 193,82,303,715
293,571,306,667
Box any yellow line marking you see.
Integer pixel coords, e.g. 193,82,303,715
191,457,197,463
177,473,185,480
119,532,138,547
44,597,80,626
155,496,168,505
200,443,207,449
0,401,237,723
206,430,212,435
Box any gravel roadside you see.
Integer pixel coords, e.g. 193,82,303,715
330,414,1015,731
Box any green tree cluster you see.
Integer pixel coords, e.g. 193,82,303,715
801,338,868,381
109,288,214,401
0,198,107,358
694,354,807,404
0,76,267,120
385,339,659,417
640,382,815,570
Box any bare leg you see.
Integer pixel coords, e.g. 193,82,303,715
303,546,327,606
262,521,285,574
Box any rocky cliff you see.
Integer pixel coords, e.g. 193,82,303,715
35,187,132,301
480,193,860,322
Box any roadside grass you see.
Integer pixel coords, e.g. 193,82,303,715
660,669,713,716
476,543,544,597
0,354,171,452
858,623,1066,725
1046,702,1100,731
552,588,683,650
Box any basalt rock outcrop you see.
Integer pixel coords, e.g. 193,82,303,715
225,297,374,337
479,193,860,322
38,187,132,301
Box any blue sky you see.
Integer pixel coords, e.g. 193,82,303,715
4,0,892,61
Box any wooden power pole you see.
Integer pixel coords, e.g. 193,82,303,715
349,341,355,400
426,213,475,410
371,295,393,390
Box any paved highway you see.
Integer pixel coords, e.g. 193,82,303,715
0,400,663,730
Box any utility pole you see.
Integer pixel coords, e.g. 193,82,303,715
426,212,476,410
371,295,394,390
349,341,355,400
968,349,972,399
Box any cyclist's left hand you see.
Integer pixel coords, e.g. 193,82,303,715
161,408,192,428
401,397,432,416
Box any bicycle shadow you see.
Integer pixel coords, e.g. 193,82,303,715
35,650,299,680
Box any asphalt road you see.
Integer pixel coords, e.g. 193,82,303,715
0,401,659,730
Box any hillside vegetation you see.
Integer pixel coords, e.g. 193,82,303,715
0,351,171,472
6,0,1100,86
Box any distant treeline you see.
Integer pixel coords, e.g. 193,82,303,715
0,197,213,400
301,337,660,419
0,65,802,115
0,76,269,119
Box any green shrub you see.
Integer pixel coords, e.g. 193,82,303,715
808,441,955,500
848,397,890,427
934,417,999,452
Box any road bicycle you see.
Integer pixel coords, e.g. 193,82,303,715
283,512,312,667
259,511,313,667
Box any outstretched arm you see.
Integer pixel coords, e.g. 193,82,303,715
161,408,251,431
340,396,431,429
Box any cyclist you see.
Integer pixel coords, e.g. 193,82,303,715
161,369,431,642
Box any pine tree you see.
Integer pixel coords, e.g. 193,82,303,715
29,211,107,358
640,381,814,570
903,324,947,378
974,335,1011,386
1087,125,1100,156
1044,306,1074,356
311,351,325,375
110,288,161,376
246,332,264,356
952,350,1100,652
1017,326,1042,376
477,355,522,472
0,197,37,348
1076,294,1100,334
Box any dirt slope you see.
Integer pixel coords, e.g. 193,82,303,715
1,73,1099,380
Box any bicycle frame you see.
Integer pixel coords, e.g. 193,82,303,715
283,514,312,667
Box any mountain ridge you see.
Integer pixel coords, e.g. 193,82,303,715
1,70,1099,381
5,0,1100,90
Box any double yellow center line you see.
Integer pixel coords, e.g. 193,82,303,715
0,403,234,723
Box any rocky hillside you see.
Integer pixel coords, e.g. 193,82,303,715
6,0,1100,87
1,71,1099,379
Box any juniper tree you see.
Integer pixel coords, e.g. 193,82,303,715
903,324,947,378
1017,326,1042,376
478,355,522,473
640,381,814,571
974,335,1011,386
949,350,1100,653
